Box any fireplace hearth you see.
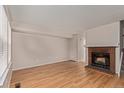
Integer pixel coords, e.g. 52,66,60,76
87,47,115,74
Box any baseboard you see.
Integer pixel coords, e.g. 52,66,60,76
68,60,77,62
12,59,69,71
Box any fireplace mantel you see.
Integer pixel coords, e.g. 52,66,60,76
87,47,115,74
86,45,119,48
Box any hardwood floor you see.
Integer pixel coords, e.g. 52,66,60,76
10,61,124,88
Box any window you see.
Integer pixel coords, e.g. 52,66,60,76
0,6,8,81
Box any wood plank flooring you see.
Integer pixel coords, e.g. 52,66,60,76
10,61,124,88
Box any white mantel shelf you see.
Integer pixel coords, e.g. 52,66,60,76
86,45,119,48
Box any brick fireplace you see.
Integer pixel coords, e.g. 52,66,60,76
87,47,115,74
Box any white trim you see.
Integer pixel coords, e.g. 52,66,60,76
118,51,123,77
12,59,68,71
3,6,13,24
12,29,70,39
86,45,119,47
0,62,12,86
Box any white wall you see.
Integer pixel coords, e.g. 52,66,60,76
68,33,86,62
78,33,86,62
69,34,78,61
85,22,120,73
12,31,70,70
86,22,120,47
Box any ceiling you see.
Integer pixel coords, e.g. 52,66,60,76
7,5,124,38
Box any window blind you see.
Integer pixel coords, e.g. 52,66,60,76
0,5,8,80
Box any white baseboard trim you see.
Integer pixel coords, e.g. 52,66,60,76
12,59,69,71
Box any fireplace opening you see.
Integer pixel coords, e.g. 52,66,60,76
91,52,110,70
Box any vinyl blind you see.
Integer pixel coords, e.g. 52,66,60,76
0,6,8,79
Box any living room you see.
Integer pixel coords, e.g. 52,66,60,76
0,4,124,88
